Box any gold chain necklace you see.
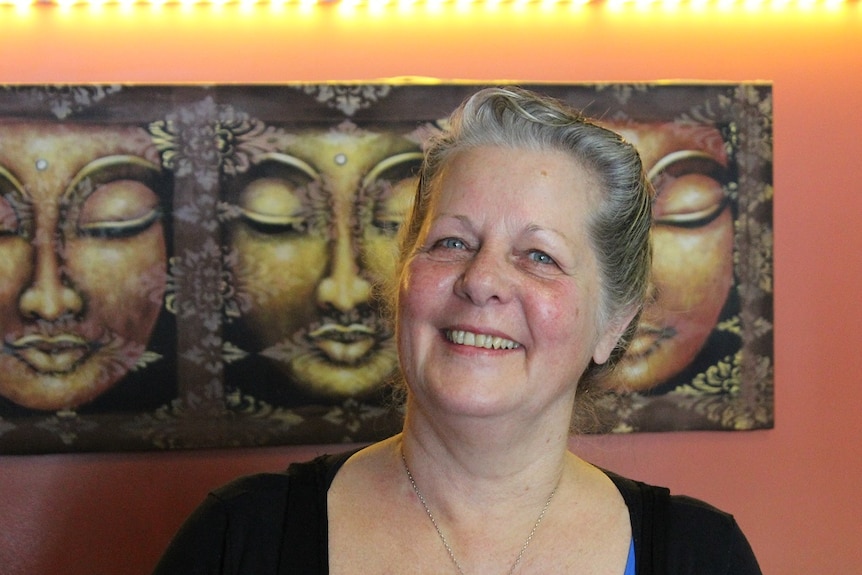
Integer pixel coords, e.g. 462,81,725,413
400,447,560,575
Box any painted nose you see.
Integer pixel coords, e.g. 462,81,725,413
19,238,84,321
316,231,372,314
455,249,513,306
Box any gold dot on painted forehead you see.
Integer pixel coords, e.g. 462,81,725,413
334,153,348,166
35,159,49,171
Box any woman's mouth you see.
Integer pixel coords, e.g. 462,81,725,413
445,329,521,350
8,333,93,374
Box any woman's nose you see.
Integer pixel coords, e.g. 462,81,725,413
18,236,84,321
455,248,513,306
315,227,372,314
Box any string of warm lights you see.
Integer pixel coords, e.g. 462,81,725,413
0,0,854,9
0,0,862,6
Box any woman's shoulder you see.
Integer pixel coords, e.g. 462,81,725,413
211,450,355,504
604,471,741,530
152,450,357,575
603,471,762,575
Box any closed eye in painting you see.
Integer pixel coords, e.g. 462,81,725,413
63,155,166,240
649,150,731,229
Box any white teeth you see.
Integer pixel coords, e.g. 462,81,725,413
446,330,520,350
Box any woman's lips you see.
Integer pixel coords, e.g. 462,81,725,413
445,329,521,350
9,333,92,374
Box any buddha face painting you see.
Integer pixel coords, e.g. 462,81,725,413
602,122,735,393
224,124,421,400
0,122,168,411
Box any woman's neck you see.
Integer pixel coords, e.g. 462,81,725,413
398,401,574,515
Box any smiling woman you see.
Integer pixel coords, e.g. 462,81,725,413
0,121,174,413
154,86,762,575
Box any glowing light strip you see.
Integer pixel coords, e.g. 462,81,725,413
0,0,854,8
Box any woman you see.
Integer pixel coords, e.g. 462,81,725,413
154,87,760,574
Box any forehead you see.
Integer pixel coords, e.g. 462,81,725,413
0,121,158,200
0,121,156,164
279,127,421,174
428,145,601,238
435,145,601,206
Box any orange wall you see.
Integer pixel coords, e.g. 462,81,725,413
1,5,861,574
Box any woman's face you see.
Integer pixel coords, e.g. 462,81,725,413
398,146,627,420
604,122,734,392
226,127,421,399
0,122,167,410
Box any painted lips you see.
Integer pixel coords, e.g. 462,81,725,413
625,324,676,359
9,333,92,374
309,323,378,364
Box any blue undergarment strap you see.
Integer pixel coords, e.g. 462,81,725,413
623,538,636,575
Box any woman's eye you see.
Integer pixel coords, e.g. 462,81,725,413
421,235,472,262
439,237,466,250
528,250,556,265
77,180,162,239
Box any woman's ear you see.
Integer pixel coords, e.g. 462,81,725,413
592,306,639,366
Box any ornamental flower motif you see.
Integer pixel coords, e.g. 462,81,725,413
594,83,652,106
323,399,389,434
148,97,222,189
292,84,393,116
35,411,99,445
3,85,123,119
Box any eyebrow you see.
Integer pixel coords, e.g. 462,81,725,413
525,222,572,243
434,214,576,246
250,152,320,181
64,155,163,204
0,164,25,195
648,150,728,184
361,151,423,191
